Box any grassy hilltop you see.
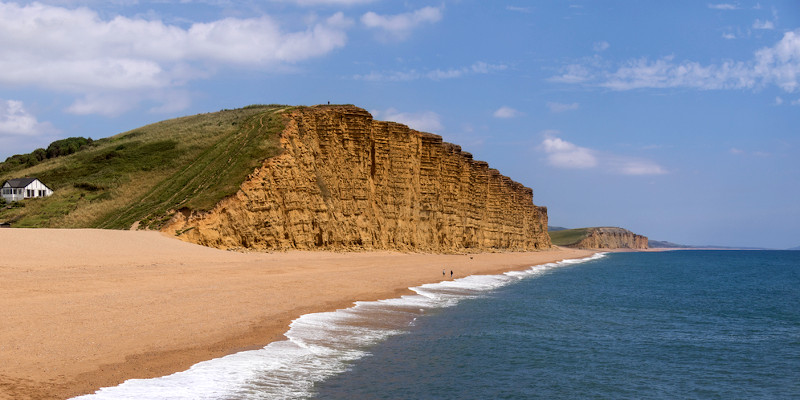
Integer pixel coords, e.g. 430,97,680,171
548,228,591,247
548,226,649,249
0,105,288,229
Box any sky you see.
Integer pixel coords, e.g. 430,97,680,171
0,0,798,248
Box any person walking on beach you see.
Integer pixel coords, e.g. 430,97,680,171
450,270,453,278
443,269,445,277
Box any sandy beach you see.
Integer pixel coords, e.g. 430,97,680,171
0,229,594,399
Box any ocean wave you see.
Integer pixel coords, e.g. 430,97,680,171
72,253,605,400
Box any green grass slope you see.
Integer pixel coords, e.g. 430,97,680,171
0,105,288,229
548,227,590,246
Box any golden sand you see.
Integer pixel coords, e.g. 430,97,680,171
0,229,594,399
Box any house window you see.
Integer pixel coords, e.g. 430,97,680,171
27,189,34,197
39,190,45,197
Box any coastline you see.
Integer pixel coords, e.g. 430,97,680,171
0,228,595,400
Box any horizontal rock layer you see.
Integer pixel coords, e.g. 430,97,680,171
571,227,648,250
165,105,551,252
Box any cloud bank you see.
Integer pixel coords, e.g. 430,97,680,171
354,61,507,82
541,136,598,169
0,100,56,136
0,1,352,114
361,6,442,40
708,3,740,10
539,133,666,175
0,2,350,83
551,29,800,93
0,2,453,115
493,106,520,118
275,0,376,5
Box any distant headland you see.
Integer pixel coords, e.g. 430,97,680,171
548,226,649,250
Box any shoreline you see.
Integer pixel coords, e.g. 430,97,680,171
0,229,595,400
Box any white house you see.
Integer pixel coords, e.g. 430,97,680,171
1,178,53,202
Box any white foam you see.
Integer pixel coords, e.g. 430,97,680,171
71,253,605,400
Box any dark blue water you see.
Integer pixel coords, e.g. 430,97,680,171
313,251,800,399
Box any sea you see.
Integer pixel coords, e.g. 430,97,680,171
74,250,800,399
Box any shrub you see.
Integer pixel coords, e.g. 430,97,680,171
73,182,105,192
46,137,94,158
1,137,95,172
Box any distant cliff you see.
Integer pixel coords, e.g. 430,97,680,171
165,105,551,252
549,227,648,250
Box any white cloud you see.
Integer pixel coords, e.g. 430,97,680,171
609,158,668,175
792,98,800,106
539,132,666,175
548,64,593,84
428,62,506,80
493,106,520,118
547,102,579,113
274,0,375,5
361,6,442,40
506,6,532,13
753,19,774,29
0,3,350,71
722,32,736,39
775,96,784,105
708,3,739,10
354,62,506,81
593,41,610,52
0,2,351,114
372,108,443,133
753,30,800,92
552,29,800,93
730,147,771,157
540,136,597,169
0,100,56,136
599,56,754,91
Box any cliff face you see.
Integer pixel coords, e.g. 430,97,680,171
572,227,648,250
164,105,551,252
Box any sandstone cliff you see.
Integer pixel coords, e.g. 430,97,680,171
550,227,648,250
164,105,551,252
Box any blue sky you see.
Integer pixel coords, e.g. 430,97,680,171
1,0,798,248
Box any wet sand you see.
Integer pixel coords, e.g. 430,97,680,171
0,228,595,399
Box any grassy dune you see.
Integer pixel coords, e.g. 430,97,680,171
0,105,288,229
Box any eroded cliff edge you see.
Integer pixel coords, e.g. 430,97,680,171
164,105,551,252
550,227,648,250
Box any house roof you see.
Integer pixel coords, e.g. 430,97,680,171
3,177,41,188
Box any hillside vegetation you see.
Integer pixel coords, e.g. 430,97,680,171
0,105,288,229
548,228,590,246
549,226,648,249
1,137,95,173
